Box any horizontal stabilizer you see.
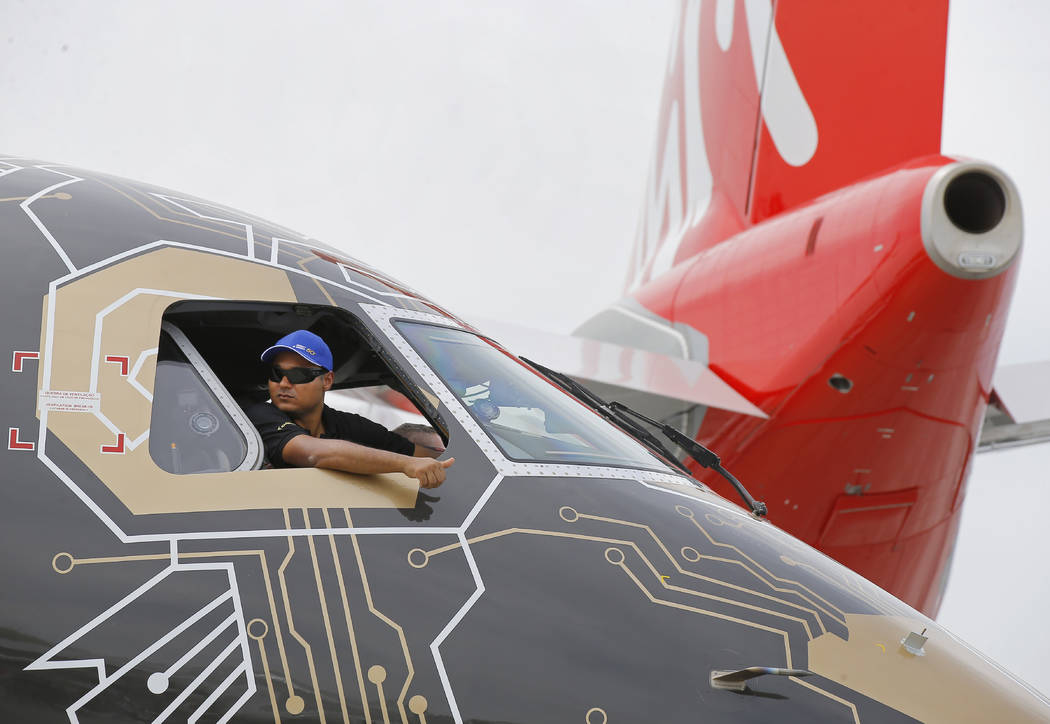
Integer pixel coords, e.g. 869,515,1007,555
979,361,1050,451
469,318,767,419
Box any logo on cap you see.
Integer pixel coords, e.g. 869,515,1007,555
260,330,333,370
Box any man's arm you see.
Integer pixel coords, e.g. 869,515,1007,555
282,434,454,488
392,423,446,459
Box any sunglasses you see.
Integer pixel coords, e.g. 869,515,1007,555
268,365,327,384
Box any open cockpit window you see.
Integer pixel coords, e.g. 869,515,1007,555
149,301,444,474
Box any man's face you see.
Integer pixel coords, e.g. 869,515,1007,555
267,350,333,417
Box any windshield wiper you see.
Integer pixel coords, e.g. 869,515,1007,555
520,357,767,518
520,357,693,476
607,401,767,517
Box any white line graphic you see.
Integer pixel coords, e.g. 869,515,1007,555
21,166,81,273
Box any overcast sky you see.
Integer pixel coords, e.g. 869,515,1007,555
3,0,1048,696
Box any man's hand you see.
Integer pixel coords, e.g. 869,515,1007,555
403,456,455,488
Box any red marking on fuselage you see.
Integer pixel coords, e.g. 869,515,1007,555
100,433,126,454
8,427,34,451
105,355,130,377
11,350,39,372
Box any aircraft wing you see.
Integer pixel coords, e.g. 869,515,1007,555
979,361,1050,451
470,318,767,420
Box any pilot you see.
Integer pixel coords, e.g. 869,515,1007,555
244,329,454,488
392,422,446,455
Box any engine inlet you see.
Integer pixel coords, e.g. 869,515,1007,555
943,171,1006,234
920,161,1022,280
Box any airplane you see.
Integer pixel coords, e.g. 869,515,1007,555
337,0,1042,622
1,152,1048,722
455,0,1044,622
2,1,1049,722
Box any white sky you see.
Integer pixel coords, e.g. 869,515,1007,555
3,0,1048,697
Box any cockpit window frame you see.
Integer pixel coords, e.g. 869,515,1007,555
157,321,264,472
152,301,450,476
392,319,678,475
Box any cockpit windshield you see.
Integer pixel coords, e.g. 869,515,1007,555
396,322,676,472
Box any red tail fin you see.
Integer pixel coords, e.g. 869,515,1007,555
627,0,950,290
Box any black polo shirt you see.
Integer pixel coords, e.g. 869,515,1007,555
245,401,414,468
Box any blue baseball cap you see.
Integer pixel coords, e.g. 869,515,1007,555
260,330,333,371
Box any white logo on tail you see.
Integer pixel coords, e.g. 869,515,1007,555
629,0,817,291
725,0,818,166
